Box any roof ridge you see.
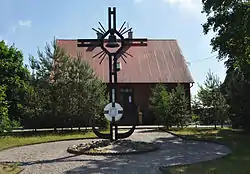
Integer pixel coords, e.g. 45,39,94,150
56,39,177,41
56,39,78,41
147,39,177,41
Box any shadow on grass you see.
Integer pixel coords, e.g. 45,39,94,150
181,129,249,146
2,154,93,166
135,129,166,133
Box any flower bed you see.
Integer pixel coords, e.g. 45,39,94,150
67,139,159,155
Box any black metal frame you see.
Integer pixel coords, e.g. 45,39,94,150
77,7,147,141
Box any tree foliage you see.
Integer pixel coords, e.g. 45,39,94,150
0,40,29,124
150,84,172,128
202,0,250,130
150,84,190,128
202,0,250,70
0,85,19,133
169,85,190,127
0,86,10,132
23,40,108,129
221,66,250,129
197,70,229,128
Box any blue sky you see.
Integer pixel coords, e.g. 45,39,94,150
0,0,226,96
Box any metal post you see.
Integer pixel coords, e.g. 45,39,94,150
110,53,118,141
111,7,119,141
113,55,119,141
113,7,116,30
108,7,112,30
108,54,113,141
110,7,118,142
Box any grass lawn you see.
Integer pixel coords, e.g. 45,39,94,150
160,128,250,174
0,130,108,174
0,163,22,174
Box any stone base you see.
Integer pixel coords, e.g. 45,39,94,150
67,139,159,155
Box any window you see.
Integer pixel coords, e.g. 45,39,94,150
120,88,132,93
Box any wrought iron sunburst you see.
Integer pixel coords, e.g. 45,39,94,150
77,20,146,65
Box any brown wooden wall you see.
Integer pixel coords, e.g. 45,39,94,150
109,83,192,125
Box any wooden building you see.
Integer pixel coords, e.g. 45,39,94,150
57,34,194,125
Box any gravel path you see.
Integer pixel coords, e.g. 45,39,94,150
0,129,231,174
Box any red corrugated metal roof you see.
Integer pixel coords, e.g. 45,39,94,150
57,39,194,83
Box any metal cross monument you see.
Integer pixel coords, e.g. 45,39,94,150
77,7,147,141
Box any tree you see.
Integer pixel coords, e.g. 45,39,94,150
0,86,10,132
57,55,108,130
0,40,30,123
150,84,173,128
221,66,250,129
169,84,191,128
22,56,43,129
202,0,250,71
40,40,73,129
191,96,202,117
197,70,229,128
191,96,203,126
150,84,190,128
23,39,108,130
202,0,250,130
215,91,230,128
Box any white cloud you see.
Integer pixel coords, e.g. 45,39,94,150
18,20,32,27
164,0,202,13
